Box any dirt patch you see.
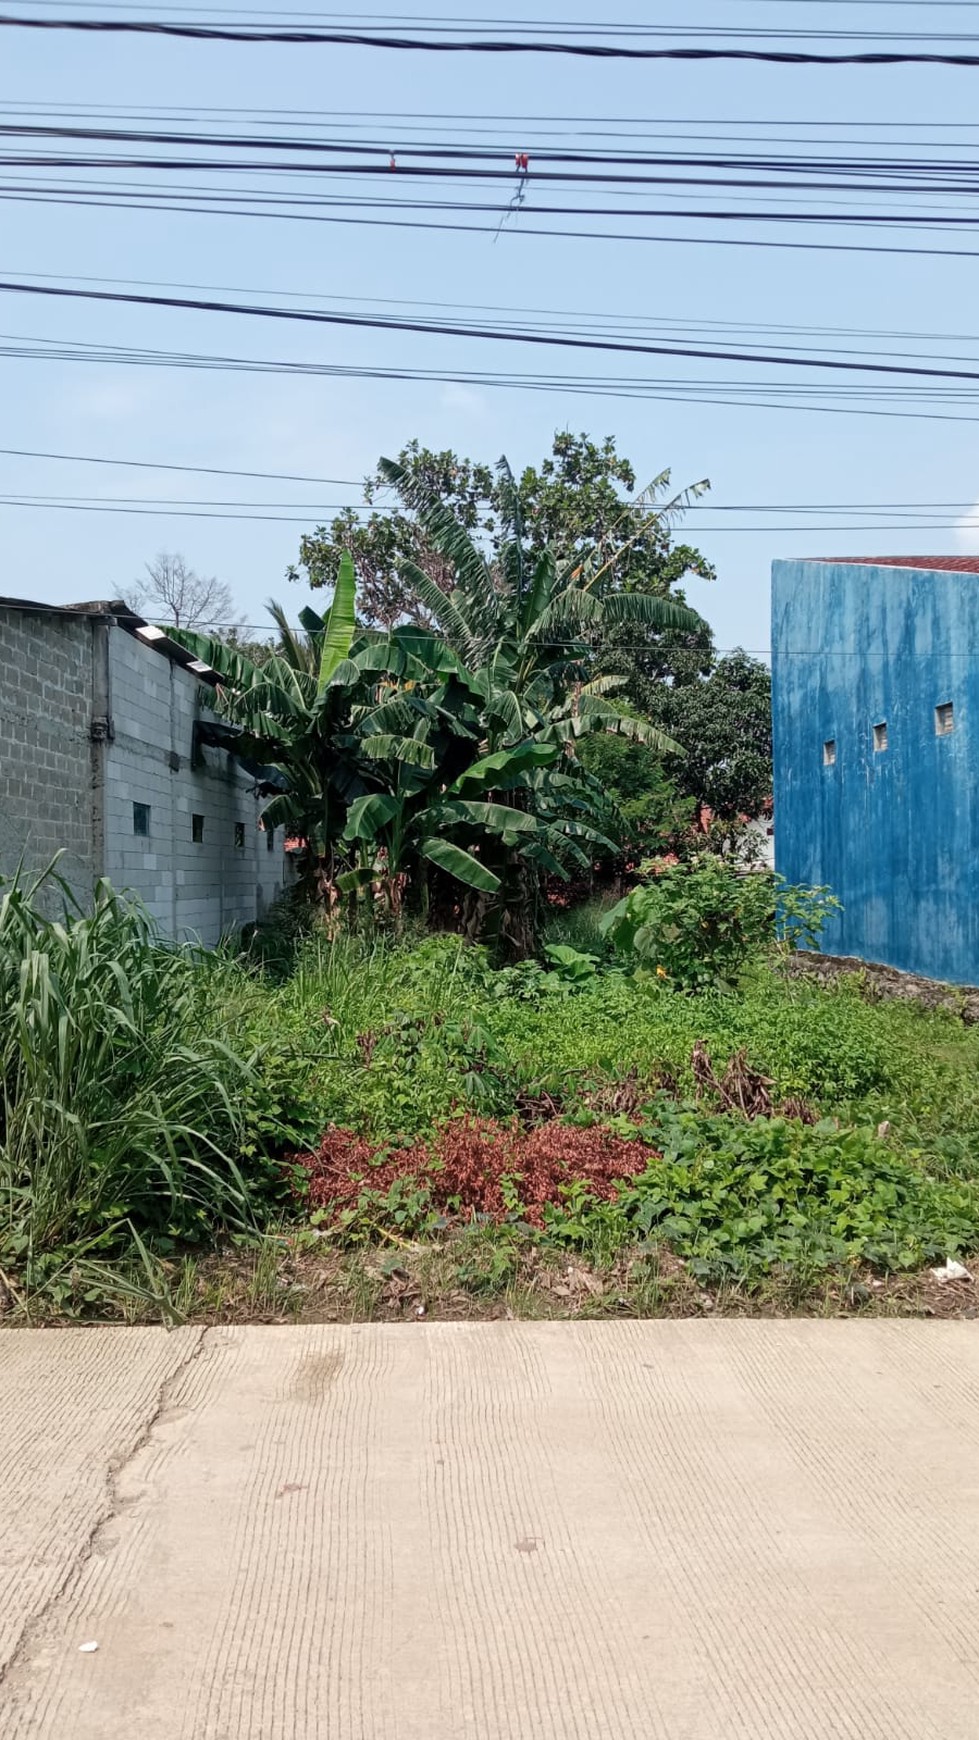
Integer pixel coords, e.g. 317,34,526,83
786,951,979,1023
170,1233,978,1327
292,1349,344,1399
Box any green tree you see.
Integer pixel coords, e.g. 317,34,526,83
368,453,701,951
170,559,605,924
578,732,694,862
289,431,714,632
290,443,496,629
648,650,773,818
167,556,468,880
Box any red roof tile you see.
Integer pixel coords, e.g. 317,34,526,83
815,555,979,573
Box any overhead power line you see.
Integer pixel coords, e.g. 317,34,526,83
7,6,979,35
10,329,979,427
10,15,979,61
16,267,979,353
8,448,979,518
10,277,979,387
15,123,979,189
9,102,979,157
3,492,979,535
14,181,979,264
0,442,360,483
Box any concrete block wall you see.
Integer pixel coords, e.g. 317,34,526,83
0,603,100,902
106,629,287,944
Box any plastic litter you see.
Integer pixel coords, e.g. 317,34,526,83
931,1258,973,1284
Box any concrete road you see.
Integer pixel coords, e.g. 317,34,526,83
1,1321,978,1738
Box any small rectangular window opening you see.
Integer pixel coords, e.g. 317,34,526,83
234,821,245,850
192,813,205,843
133,802,150,837
936,701,955,736
823,739,836,767
873,721,888,753
265,822,275,852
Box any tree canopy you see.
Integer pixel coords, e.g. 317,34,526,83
648,650,773,818
289,431,715,632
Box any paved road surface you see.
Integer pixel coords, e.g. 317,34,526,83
1,1321,978,1737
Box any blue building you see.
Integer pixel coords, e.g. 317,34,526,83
772,556,979,985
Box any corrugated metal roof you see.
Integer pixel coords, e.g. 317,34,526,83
0,593,220,683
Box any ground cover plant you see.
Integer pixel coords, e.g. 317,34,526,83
237,882,979,1317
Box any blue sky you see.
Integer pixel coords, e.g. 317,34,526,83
3,2,979,652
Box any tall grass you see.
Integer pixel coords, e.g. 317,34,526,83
543,893,619,957
0,865,259,1307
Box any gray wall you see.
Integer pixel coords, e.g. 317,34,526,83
105,629,286,945
0,602,102,902
0,603,286,942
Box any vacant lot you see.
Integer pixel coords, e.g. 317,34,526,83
3,878,979,1323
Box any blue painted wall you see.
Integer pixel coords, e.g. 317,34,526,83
772,558,979,984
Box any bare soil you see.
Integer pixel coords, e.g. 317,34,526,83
174,1232,979,1327
786,951,979,1022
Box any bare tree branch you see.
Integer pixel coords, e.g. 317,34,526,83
126,550,241,630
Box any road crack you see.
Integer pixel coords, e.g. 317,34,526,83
0,1326,209,1694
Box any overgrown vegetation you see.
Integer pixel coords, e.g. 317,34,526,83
5,435,974,1323
0,867,260,1315
6,851,979,1322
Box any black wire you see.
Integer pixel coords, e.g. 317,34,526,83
14,172,979,225
11,327,979,424
16,265,979,351
9,487,979,517
3,495,979,535
13,181,979,263
6,459,979,511
12,181,979,230
8,5,979,38
11,16,979,60
9,276,979,387
13,124,979,190
17,176,979,229
9,102,979,130
0,443,360,483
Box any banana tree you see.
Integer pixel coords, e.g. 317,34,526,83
166,553,461,879
371,458,702,946
339,737,558,925
377,453,701,759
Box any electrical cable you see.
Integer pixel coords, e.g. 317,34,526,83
8,276,979,388
11,266,979,354
3,491,979,534
13,181,979,263
10,329,979,427
12,15,979,62
0,442,360,483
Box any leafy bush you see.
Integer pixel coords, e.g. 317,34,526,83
775,879,842,953
577,731,694,859
239,888,320,981
238,931,896,1145
601,857,838,990
543,894,619,958
541,943,602,989
610,1105,979,1282
0,868,264,1305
